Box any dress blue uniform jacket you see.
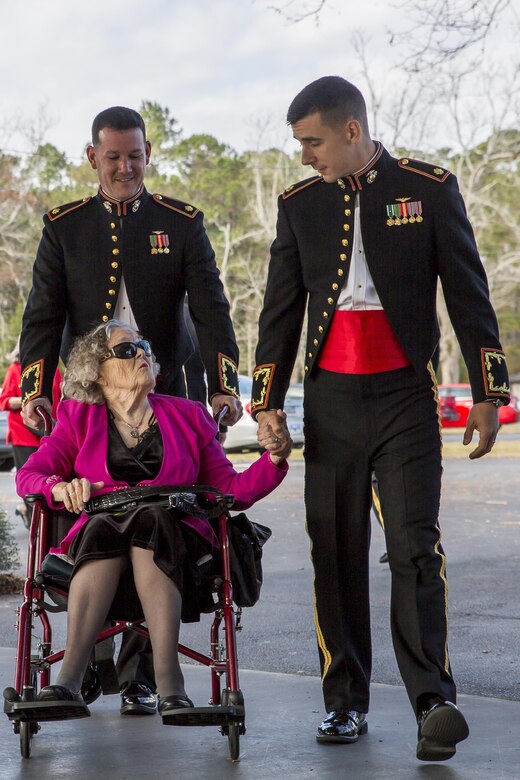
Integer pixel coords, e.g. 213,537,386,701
251,144,510,413
21,186,239,406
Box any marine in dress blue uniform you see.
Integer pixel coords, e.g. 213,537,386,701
251,77,509,762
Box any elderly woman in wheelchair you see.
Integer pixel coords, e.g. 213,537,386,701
13,320,291,722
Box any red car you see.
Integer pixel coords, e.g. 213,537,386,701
438,384,519,427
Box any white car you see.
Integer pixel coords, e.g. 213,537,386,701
223,376,304,452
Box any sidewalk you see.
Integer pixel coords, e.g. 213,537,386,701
1,647,518,780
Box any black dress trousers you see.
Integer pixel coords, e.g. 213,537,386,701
303,364,457,715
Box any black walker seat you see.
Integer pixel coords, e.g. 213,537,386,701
4,482,249,760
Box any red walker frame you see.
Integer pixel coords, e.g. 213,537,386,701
4,484,246,760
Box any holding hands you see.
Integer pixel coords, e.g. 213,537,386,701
257,409,293,465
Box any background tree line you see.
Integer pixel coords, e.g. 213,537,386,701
1,97,519,385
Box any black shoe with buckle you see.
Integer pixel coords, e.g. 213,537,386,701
417,698,469,761
81,664,102,706
120,681,157,716
316,709,368,743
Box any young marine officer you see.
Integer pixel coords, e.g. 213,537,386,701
252,76,510,762
20,106,242,717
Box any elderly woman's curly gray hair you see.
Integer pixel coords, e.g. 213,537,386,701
62,320,159,404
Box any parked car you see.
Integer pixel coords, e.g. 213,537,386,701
223,375,304,452
439,393,459,425
0,411,14,470
438,383,519,427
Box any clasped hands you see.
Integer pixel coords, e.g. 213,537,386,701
257,409,293,465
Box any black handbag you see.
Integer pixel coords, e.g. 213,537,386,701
227,513,272,607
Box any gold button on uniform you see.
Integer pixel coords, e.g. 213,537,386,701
318,325,324,333
308,352,313,358
327,297,333,304
112,248,120,255
304,366,309,373
111,261,119,269
342,239,349,246
343,224,350,231
344,209,351,216
102,315,109,322
110,222,116,229
110,276,116,283
105,302,112,310
108,289,116,296
313,339,318,346
344,195,350,202
338,269,344,276
340,254,347,261
323,311,329,318
111,236,118,243
332,283,339,290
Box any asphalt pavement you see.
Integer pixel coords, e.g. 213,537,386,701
0,454,519,777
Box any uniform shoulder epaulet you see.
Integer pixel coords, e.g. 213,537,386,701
46,196,93,222
152,193,200,218
281,175,322,200
398,157,451,183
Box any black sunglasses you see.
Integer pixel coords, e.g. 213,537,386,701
101,339,152,362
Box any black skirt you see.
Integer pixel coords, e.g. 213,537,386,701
68,503,216,621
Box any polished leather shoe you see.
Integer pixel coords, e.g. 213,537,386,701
120,681,157,716
417,699,469,761
316,709,368,743
81,665,102,706
158,694,194,716
38,685,84,703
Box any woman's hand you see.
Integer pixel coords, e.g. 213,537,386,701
51,478,105,514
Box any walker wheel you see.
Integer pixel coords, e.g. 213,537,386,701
228,722,240,761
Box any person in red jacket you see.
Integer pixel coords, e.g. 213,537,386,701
0,339,61,527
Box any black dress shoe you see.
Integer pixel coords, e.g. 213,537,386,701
38,685,83,702
158,694,194,714
81,665,102,705
417,699,469,761
120,681,157,716
34,685,90,720
316,709,368,743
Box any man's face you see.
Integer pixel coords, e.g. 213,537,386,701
86,127,151,201
292,112,361,183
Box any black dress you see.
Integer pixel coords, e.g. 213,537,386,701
68,412,215,621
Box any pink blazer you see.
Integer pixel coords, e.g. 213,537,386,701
16,394,288,554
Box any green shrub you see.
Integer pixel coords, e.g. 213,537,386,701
0,507,20,572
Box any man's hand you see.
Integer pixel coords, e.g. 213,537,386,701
22,397,52,430
257,409,292,461
51,478,105,514
463,401,499,459
211,394,243,426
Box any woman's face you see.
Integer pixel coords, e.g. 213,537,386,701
97,326,155,396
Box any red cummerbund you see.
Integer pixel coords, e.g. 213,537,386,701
317,310,411,374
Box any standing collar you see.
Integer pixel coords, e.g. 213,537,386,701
336,142,385,193
97,183,146,217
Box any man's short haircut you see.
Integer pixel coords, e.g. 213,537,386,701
287,76,369,132
91,106,146,145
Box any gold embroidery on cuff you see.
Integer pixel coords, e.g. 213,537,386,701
218,354,240,398
21,360,44,406
481,348,510,396
251,364,276,412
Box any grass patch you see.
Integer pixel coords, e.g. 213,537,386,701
226,424,520,463
442,424,520,459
